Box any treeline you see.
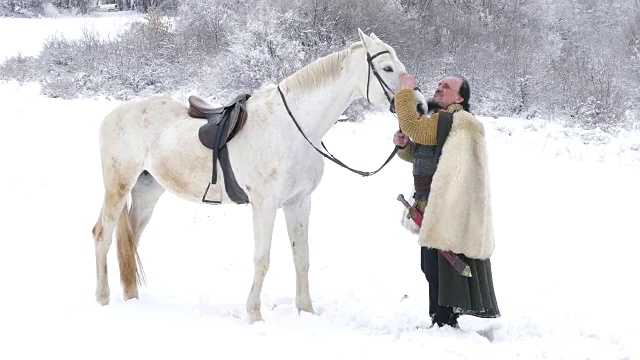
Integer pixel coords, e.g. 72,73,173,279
1,0,639,129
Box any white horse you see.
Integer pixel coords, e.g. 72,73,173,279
92,29,408,323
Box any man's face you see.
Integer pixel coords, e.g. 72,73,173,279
432,76,463,109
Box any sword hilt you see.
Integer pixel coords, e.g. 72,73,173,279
397,194,412,209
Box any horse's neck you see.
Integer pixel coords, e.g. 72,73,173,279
277,48,363,145
280,82,358,144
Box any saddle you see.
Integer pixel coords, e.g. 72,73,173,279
188,93,251,205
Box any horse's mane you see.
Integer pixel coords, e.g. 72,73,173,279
279,42,364,94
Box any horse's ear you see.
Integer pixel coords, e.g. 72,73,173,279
369,32,381,42
358,28,366,39
357,28,374,50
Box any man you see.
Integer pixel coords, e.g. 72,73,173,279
393,73,500,328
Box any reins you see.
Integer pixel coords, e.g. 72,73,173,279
277,49,399,177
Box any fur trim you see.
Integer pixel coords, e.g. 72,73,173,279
417,111,495,259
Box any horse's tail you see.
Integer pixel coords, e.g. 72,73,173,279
116,198,146,289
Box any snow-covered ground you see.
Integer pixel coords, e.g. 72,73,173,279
0,10,143,62
0,13,638,360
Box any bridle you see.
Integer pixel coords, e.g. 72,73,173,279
277,49,400,177
365,50,396,114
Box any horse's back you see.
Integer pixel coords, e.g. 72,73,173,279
98,96,194,175
101,95,187,129
100,95,190,146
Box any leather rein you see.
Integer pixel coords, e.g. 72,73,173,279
277,49,399,177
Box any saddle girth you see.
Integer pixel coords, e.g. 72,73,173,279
189,94,251,205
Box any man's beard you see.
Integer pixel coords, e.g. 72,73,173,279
426,99,442,112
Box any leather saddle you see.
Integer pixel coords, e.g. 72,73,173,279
189,94,250,148
188,93,251,205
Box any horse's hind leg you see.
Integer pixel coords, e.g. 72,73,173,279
283,196,314,315
92,178,136,305
246,199,278,323
120,171,165,300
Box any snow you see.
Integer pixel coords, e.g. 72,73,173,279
0,10,144,62
0,14,638,360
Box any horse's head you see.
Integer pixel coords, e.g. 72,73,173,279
353,28,407,110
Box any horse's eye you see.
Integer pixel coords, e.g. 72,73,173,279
383,66,393,72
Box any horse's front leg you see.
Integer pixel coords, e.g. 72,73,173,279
283,196,314,315
246,199,277,323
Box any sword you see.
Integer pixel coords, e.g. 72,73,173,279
397,194,472,277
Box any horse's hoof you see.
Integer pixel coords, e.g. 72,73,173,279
297,302,315,315
96,296,110,306
95,288,110,305
247,306,263,323
123,288,139,301
297,306,315,315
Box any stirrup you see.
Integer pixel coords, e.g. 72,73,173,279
202,183,223,204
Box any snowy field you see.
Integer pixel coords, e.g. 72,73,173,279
0,13,639,360
0,10,143,62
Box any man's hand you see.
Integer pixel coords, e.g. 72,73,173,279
400,72,417,90
393,130,410,148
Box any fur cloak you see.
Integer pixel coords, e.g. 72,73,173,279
417,111,495,260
